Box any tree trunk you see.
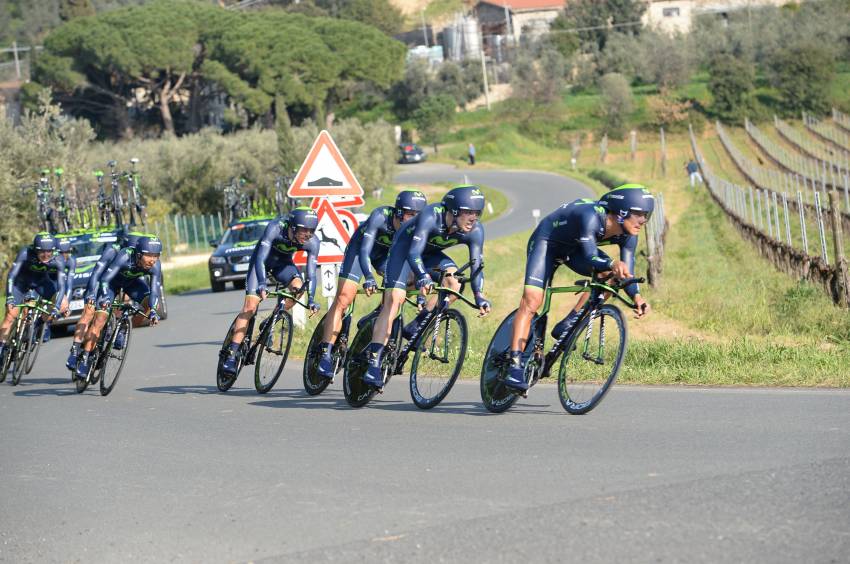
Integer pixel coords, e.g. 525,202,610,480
159,71,186,136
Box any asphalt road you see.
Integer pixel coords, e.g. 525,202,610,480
394,163,594,239
1,167,848,563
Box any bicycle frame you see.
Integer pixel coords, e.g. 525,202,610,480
529,277,640,378
240,287,309,365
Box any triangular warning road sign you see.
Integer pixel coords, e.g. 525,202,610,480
293,198,359,266
288,131,364,198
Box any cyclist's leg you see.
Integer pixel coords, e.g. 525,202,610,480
402,252,456,338
510,237,555,352
83,283,118,353
323,244,364,345
268,258,303,312
0,284,25,343
231,259,266,345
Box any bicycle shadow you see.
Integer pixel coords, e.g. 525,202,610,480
16,377,71,385
154,341,222,349
136,384,298,397
13,385,79,397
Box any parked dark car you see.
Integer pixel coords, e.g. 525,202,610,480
398,143,427,164
53,228,168,330
208,215,275,292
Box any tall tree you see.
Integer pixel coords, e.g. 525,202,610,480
560,0,646,51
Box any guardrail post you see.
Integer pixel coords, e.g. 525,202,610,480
828,192,849,307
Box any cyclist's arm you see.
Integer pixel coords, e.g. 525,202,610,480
303,237,319,303
619,235,640,298
52,255,67,306
406,211,437,282
252,221,280,291
467,225,485,295
357,209,386,280
572,215,614,274
6,248,27,297
86,247,116,299
147,260,162,310
64,255,76,301
98,250,131,294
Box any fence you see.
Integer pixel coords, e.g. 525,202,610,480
803,112,850,153
691,124,849,307
833,108,850,135
772,116,850,176
715,121,850,235
152,213,227,257
744,118,848,191
645,192,668,288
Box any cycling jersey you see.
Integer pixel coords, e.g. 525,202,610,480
246,219,319,302
383,203,484,292
5,246,66,306
53,253,76,302
524,199,639,296
339,206,396,283
97,248,162,310
84,244,121,302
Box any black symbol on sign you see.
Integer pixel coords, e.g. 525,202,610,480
308,177,343,187
318,228,342,251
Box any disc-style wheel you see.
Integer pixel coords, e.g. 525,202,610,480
216,321,242,392
557,305,626,415
343,318,379,408
410,309,467,409
480,309,539,413
303,313,333,396
24,320,45,375
254,311,293,394
99,318,132,396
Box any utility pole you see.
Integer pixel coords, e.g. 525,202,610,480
421,10,429,47
479,29,491,111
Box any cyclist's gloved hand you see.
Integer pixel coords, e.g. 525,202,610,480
474,293,491,317
308,300,321,315
50,307,61,319
363,277,378,296
416,293,427,309
148,310,160,325
5,296,14,306
257,285,268,299
415,274,433,291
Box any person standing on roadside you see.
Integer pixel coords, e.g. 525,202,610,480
468,143,476,166
686,159,703,188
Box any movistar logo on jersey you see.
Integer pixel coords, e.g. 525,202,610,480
377,234,393,246
429,235,458,247
233,241,258,248
553,220,568,228
274,243,298,253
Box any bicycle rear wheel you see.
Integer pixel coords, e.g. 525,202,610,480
303,313,333,396
24,320,45,375
557,304,626,415
410,309,467,409
343,317,379,408
216,320,243,392
254,310,293,394
0,317,18,383
480,309,540,413
99,318,132,396
11,320,33,386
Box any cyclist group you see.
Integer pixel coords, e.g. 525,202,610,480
2,182,654,397
0,230,163,383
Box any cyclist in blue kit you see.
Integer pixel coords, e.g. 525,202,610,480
504,184,654,392
362,185,491,389
221,207,322,376
316,189,428,379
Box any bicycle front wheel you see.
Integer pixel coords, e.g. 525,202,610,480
99,318,132,396
254,310,293,394
410,309,467,409
303,313,332,396
11,320,33,386
24,320,45,375
343,317,378,408
557,304,627,415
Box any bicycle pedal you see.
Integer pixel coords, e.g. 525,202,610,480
520,390,528,399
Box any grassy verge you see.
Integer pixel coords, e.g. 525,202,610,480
165,262,209,295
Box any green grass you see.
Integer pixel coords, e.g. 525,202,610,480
164,263,209,295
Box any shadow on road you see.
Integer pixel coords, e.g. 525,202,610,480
13,386,79,397
154,341,222,349
137,384,298,397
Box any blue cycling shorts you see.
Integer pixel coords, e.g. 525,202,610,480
245,253,302,296
97,277,150,310
7,278,57,307
382,248,456,290
523,236,612,289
